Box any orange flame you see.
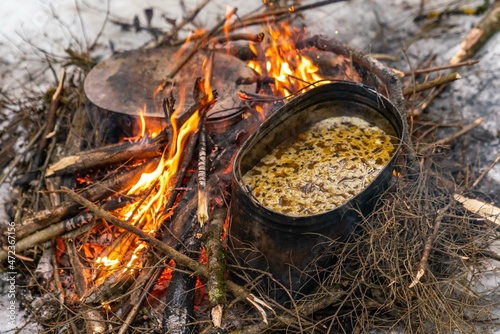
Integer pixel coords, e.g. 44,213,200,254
96,52,216,273
124,109,200,233
223,5,234,43
248,22,327,97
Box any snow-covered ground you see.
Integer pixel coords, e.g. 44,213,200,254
1,0,499,332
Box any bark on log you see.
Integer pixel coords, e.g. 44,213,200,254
163,230,200,334
46,136,166,177
203,207,228,328
0,198,132,263
15,158,159,240
204,207,227,307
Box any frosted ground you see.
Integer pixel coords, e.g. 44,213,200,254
1,0,499,332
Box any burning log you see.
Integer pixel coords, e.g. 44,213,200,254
210,32,265,45
163,233,200,334
0,198,134,264
163,268,197,334
46,134,167,177
14,158,159,240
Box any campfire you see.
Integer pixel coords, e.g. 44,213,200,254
2,1,500,333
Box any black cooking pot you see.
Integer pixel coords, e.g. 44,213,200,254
228,81,406,302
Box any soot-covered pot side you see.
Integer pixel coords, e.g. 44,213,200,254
228,81,406,301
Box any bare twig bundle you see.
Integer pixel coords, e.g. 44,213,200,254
226,160,500,333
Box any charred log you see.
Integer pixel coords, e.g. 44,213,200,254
46,134,167,177
163,229,200,334
13,158,159,240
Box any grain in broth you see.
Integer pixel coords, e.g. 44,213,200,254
241,116,395,216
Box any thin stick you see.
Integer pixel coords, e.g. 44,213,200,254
210,32,264,45
161,7,237,83
46,177,64,307
403,72,461,96
403,59,479,76
409,203,452,288
204,207,228,327
118,266,163,334
67,239,106,333
151,0,211,48
51,241,65,307
197,122,209,226
229,0,347,32
34,70,66,171
197,51,214,226
471,153,500,190
479,250,500,262
0,125,45,185
419,118,483,154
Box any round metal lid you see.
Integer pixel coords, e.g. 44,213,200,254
84,47,257,119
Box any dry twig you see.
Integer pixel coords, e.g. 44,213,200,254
409,203,452,288
403,72,461,96
418,118,483,154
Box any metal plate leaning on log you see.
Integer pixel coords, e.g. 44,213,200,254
84,46,257,127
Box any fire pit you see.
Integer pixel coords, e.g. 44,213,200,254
229,81,406,301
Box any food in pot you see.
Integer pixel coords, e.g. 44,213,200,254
242,116,395,216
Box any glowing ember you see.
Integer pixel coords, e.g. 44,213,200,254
95,256,120,267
